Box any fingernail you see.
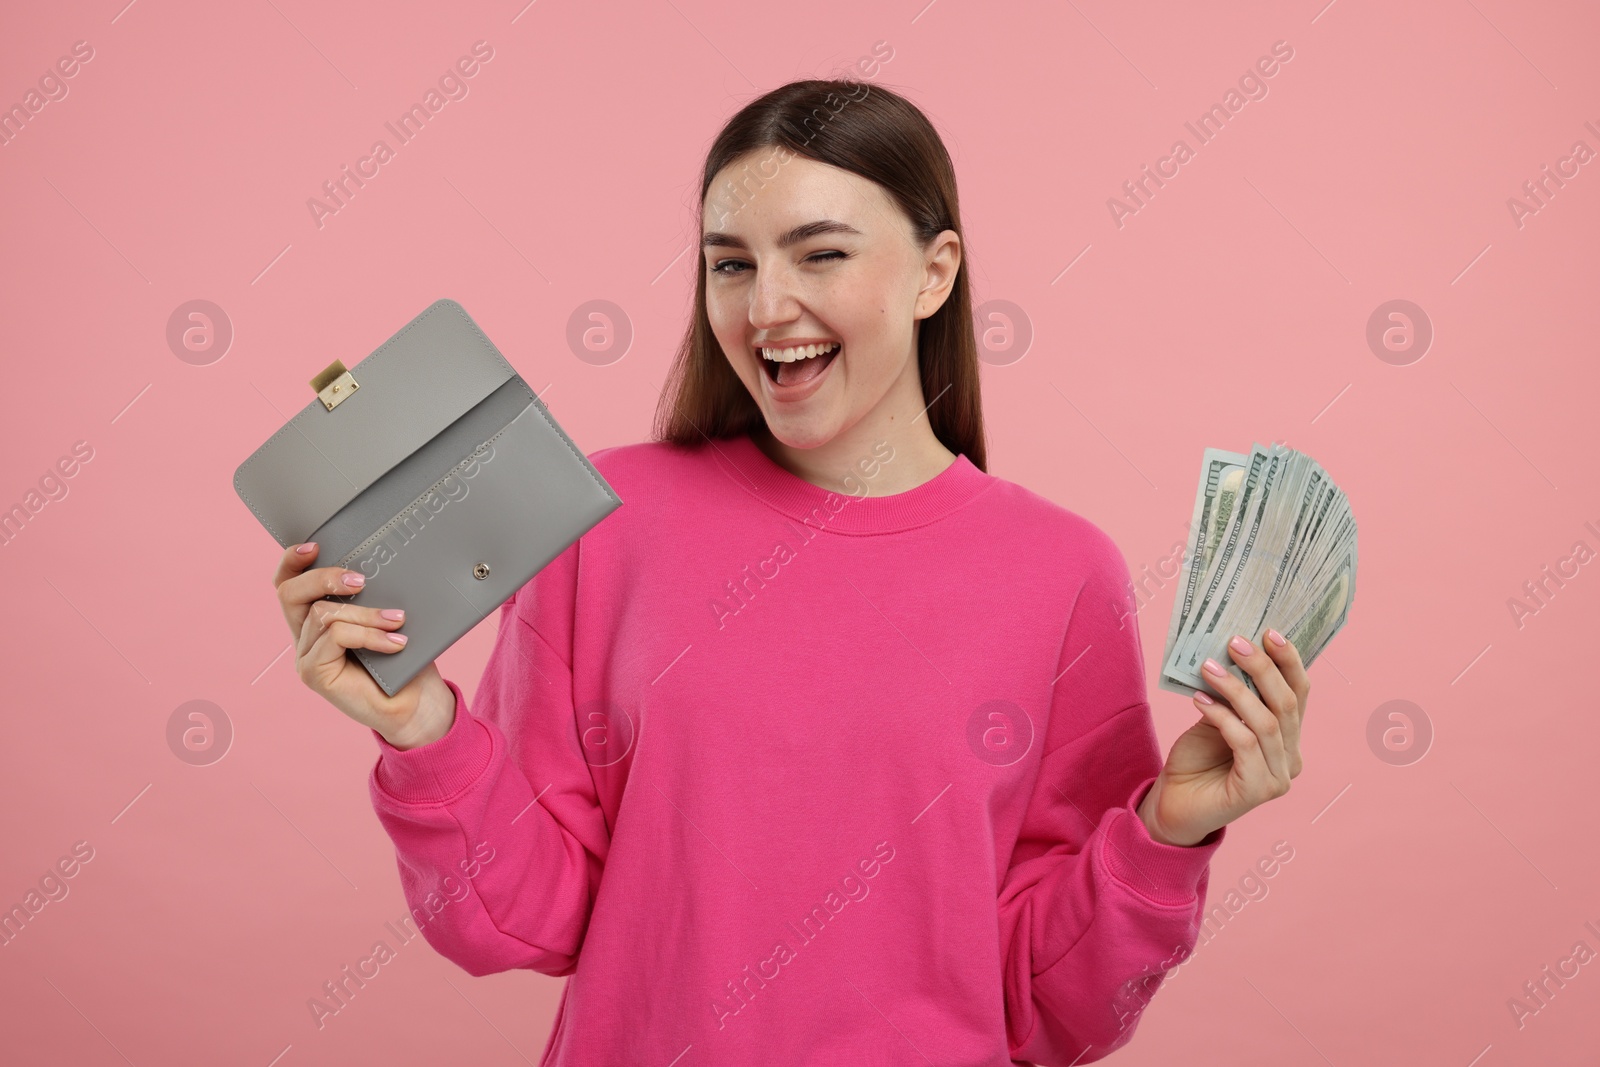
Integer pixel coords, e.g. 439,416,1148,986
1203,658,1227,678
380,609,405,621
343,572,365,588
388,632,407,645
1267,628,1287,647
1229,635,1253,656
295,543,317,554
1194,691,1216,705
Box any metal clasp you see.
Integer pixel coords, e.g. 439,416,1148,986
310,359,359,411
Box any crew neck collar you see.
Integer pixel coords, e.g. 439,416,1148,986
708,433,995,536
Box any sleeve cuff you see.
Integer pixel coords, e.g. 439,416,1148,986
371,678,495,805
1097,776,1227,906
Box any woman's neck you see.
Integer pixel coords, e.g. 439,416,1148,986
749,420,957,497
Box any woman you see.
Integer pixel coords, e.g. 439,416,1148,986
272,79,1310,1066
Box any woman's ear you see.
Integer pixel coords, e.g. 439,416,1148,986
914,230,962,320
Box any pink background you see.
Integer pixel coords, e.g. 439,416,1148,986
2,0,1596,1063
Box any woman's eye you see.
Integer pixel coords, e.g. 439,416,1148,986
708,250,847,276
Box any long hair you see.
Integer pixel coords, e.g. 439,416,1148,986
651,79,987,472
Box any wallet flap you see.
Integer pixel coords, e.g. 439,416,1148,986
232,299,518,546
330,395,623,696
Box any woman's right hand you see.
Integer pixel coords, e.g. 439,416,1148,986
273,542,456,750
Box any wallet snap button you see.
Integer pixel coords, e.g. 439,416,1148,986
473,562,491,580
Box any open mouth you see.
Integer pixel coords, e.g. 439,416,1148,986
760,341,842,388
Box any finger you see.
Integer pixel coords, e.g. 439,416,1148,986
1226,633,1300,729
1262,627,1311,714
299,619,410,681
298,600,406,657
272,543,325,632
1192,690,1272,786
278,556,369,636
1200,656,1291,786
272,541,321,588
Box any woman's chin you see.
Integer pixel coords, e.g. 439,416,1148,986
758,417,842,452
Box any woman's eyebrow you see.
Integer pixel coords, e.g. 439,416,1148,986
701,219,863,251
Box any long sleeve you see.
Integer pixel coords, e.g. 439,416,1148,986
1001,532,1227,1065
365,538,612,978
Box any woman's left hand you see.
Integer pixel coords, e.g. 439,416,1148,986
1137,628,1311,847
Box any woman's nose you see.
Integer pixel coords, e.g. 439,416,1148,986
748,264,802,327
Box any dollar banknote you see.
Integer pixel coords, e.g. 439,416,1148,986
1158,443,1357,699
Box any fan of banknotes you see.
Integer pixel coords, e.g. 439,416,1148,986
1158,442,1358,698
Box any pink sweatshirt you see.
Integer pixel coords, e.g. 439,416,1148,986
367,433,1226,1066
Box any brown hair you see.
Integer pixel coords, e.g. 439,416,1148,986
650,79,988,472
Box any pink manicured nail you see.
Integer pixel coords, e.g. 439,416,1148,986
1229,635,1253,656
1203,658,1227,678
1194,691,1216,705
388,632,407,645
380,609,405,621
295,542,317,554
343,572,365,588
1267,628,1287,647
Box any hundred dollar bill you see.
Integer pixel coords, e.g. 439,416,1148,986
1167,443,1290,690
1158,448,1247,694
1163,443,1275,679
1160,444,1272,693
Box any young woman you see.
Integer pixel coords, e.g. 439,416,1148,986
273,79,1310,1066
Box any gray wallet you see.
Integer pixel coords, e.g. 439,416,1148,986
233,298,623,696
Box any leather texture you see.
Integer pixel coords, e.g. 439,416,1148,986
233,299,623,696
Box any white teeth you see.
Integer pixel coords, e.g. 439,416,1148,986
760,342,840,362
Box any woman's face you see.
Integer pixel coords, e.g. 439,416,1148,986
700,148,960,451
